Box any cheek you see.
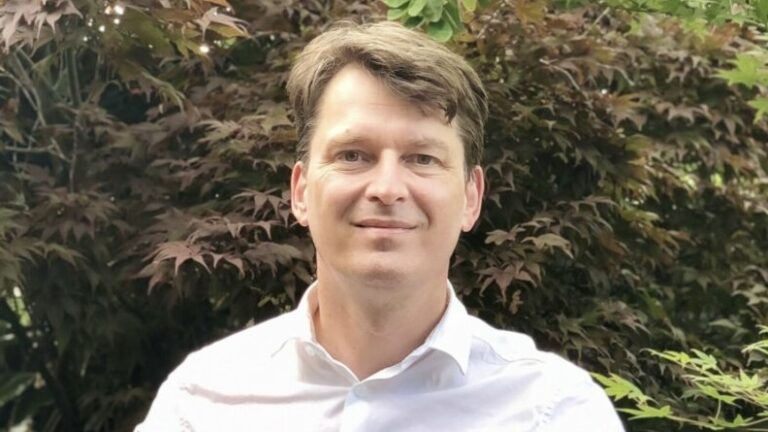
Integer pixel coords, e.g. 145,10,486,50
413,183,465,225
307,176,357,218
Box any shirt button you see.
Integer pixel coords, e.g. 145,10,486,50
352,385,367,398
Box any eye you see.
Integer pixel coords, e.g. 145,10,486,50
412,154,437,165
338,150,362,162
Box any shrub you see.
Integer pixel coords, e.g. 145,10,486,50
0,0,766,430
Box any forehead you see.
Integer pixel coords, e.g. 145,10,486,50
310,65,463,154
317,65,420,117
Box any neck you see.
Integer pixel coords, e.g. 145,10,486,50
311,268,449,381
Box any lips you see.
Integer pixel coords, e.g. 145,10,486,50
353,218,416,229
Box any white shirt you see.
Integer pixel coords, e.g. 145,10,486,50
136,282,624,432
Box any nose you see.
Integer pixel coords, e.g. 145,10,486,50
365,154,408,206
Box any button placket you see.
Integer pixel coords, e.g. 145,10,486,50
340,384,369,432
352,384,367,398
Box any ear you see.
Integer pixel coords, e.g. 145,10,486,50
461,165,484,232
290,161,309,227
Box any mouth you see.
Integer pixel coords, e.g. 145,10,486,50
353,219,417,231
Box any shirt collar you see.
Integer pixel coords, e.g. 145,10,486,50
281,280,472,375
425,281,472,375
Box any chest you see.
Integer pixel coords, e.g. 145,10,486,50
178,372,549,432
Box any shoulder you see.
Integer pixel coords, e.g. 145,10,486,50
466,315,537,358
465,316,623,430
168,310,300,387
135,312,303,431
467,314,595,382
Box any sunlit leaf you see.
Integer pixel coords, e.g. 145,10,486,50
387,6,410,21
462,0,478,11
383,0,411,7
592,373,653,404
408,0,428,16
620,405,673,420
748,97,768,123
427,19,453,42
716,53,768,87
423,0,444,22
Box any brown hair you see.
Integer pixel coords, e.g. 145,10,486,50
286,20,488,171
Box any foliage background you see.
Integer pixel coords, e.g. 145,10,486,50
0,0,766,431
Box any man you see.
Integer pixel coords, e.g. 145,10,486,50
136,21,624,431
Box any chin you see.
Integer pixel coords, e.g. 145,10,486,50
349,258,413,286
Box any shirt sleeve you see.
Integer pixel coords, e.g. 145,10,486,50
540,357,626,432
134,374,193,432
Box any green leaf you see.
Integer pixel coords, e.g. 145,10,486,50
444,0,465,31
408,0,428,16
122,9,175,57
619,404,673,420
694,385,738,405
716,53,768,87
423,0,445,22
648,349,692,366
387,6,410,20
0,373,36,408
383,0,411,6
404,15,427,27
755,0,768,21
748,97,768,123
513,0,547,24
591,373,652,404
427,19,454,42
462,0,478,11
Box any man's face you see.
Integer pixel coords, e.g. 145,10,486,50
290,64,484,285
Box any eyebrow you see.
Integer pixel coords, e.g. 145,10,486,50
406,137,449,150
325,135,449,151
326,134,368,150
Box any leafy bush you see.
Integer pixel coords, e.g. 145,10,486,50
595,328,768,430
0,0,766,431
